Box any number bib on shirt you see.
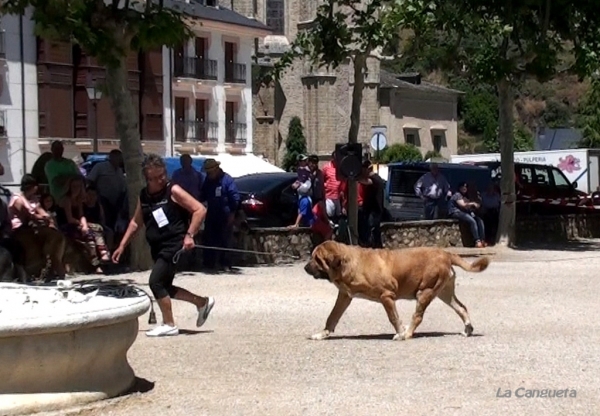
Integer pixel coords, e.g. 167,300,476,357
152,207,169,228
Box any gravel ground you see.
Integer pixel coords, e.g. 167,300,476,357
40,242,600,416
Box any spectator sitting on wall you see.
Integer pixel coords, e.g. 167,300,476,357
288,180,333,247
295,154,311,185
414,163,452,220
448,182,487,248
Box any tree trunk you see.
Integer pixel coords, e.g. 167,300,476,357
105,56,153,270
495,78,516,247
347,53,367,243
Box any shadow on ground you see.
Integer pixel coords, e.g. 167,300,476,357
511,239,600,253
327,332,484,341
125,377,155,395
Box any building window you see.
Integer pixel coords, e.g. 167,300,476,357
266,0,285,35
406,133,416,146
0,30,5,59
0,110,6,138
433,134,442,152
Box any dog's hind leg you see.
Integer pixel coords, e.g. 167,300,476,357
310,291,352,340
381,295,404,341
437,278,473,337
401,288,437,340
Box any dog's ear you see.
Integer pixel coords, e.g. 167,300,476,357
328,254,344,270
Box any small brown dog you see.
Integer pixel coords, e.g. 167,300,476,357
303,240,490,341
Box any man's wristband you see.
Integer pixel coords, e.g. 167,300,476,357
185,232,195,238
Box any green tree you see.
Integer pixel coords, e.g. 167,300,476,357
423,150,445,161
395,0,600,247
269,0,399,241
484,123,536,153
282,117,307,172
381,143,423,163
577,78,600,148
2,0,193,269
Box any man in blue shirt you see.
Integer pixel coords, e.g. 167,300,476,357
200,159,240,271
172,154,205,201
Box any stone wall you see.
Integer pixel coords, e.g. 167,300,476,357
238,219,463,266
515,213,600,243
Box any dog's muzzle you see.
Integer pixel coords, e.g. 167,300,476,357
304,261,329,280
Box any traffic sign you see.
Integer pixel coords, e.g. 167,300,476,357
370,132,387,151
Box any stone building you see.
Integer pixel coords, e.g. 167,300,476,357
221,0,461,165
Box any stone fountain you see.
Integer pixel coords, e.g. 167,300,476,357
0,280,150,415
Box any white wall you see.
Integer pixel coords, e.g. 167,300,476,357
0,11,40,185
166,26,255,155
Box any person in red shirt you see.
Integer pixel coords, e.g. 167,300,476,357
321,152,343,222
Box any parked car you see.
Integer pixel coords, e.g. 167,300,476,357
80,153,206,178
235,172,299,228
465,161,591,215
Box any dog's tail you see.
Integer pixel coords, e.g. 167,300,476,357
450,254,490,273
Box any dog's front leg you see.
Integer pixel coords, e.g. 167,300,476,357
310,291,352,340
381,295,404,340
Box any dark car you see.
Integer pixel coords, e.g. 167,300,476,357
235,172,299,228
468,161,590,215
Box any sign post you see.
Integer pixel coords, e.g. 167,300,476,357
370,126,388,174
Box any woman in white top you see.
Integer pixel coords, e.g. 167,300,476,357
9,174,67,279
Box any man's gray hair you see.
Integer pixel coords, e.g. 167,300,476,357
142,153,166,172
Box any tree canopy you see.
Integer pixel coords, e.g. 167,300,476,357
396,0,600,246
1,0,194,269
1,0,192,68
270,0,401,236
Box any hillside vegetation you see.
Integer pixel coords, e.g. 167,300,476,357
383,51,593,154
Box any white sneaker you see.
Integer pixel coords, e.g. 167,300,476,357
196,297,215,328
146,324,179,337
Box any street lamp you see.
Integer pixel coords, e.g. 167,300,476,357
86,79,103,153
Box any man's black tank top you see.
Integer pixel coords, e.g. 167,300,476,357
140,183,190,251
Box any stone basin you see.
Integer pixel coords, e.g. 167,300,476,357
0,281,150,415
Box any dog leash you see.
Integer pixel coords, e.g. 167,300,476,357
172,244,302,264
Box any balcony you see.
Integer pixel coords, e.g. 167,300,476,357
175,121,218,143
174,57,218,81
224,63,247,84
225,123,247,145
0,31,5,60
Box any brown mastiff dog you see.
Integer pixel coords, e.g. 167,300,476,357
303,240,490,341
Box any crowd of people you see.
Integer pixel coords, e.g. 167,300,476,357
0,140,242,281
288,152,387,248
414,163,501,247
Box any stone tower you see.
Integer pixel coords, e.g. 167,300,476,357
224,0,381,165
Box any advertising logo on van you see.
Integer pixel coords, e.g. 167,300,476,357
557,155,581,173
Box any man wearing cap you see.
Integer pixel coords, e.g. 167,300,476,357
296,154,311,185
199,159,240,271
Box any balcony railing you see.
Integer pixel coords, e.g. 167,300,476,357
225,123,247,145
174,57,218,81
0,110,6,138
0,31,5,59
175,121,218,143
224,63,247,84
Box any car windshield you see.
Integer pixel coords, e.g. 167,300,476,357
235,175,290,194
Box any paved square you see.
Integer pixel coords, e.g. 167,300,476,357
47,244,600,416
